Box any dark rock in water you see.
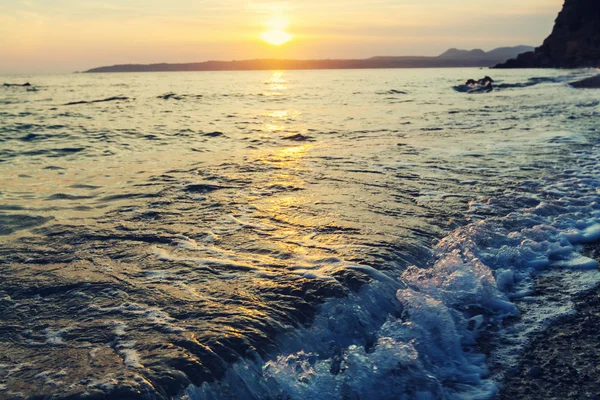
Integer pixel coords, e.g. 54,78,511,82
281,134,315,142
569,74,600,88
455,76,494,93
465,76,494,86
495,0,600,68
64,96,130,106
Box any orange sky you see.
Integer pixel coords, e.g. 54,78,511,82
0,0,563,73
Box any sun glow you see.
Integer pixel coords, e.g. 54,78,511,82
259,15,294,46
259,30,294,46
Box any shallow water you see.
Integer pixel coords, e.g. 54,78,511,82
1,68,599,399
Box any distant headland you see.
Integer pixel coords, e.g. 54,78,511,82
84,46,533,73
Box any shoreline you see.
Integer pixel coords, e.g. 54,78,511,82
497,244,600,399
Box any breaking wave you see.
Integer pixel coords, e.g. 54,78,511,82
181,147,600,400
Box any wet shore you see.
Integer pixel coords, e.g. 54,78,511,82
499,245,600,400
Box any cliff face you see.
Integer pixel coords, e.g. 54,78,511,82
496,0,600,68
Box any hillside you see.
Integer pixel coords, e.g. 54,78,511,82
84,46,532,73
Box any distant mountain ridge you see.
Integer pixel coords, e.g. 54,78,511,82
439,46,534,61
84,46,533,73
438,48,488,59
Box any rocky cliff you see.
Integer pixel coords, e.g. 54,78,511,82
495,0,600,68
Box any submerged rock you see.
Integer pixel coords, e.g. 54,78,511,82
496,0,600,68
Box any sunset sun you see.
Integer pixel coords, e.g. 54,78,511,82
259,15,294,46
259,30,294,46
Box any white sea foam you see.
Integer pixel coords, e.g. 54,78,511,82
117,343,144,369
179,148,600,400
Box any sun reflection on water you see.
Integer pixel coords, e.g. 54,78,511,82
268,71,285,84
266,110,289,119
277,145,307,159
261,123,285,133
250,71,324,255
262,71,287,97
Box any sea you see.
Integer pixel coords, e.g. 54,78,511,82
1,68,600,400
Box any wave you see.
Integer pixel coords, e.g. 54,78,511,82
453,74,580,94
377,90,409,95
0,214,53,236
158,92,203,101
281,134,315,142
179,147,600,400
495,76,573,89
63,96,131,106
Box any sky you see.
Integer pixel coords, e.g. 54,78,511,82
0,0,564,73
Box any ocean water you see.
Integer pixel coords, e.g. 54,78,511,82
1,68,599,399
